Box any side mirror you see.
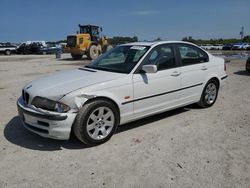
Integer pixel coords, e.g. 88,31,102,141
141,65,157,73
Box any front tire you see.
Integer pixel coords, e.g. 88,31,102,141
73,99,119,146
198,79,219,108
87,45,99,60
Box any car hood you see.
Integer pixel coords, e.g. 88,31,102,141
24,68,125,100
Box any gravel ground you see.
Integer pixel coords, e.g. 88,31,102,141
0,54,249,188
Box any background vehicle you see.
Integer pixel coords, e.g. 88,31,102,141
16,43,30,54
201,45,223,50
244,44,250,50
222,43,233,50
246,56,250,72
39,44,62,54
17,41,227,146
17,42,46,54
232,42,249,50
64,24,112,60
0,42,17,55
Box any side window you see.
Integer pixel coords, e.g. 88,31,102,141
143,45,176,70
149,51,159,62
178,44,209,66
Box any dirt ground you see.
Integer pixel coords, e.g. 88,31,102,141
0,54,249,188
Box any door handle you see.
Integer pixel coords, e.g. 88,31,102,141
201,66,207,71
171,71,181,76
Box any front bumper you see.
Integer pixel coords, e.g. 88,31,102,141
17,97,77,140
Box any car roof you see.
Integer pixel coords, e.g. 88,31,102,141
121,41,199,47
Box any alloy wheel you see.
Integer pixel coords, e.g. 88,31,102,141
86,107,115,140
204,83,217,104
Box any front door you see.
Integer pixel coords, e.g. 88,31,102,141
132,44,181,117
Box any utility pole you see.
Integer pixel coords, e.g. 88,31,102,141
240,26,244,40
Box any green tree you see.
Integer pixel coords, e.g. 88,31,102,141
108,36,138,45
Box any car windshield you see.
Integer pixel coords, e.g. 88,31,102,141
85,45,150,74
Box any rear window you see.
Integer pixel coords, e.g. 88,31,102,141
177,44,209,66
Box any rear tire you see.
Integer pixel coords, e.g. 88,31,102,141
87,45,99,60
103,44,113,53
198,79,219,108
73,99,119,146
71,54,82,60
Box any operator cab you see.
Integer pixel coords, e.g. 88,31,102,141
79,24,102,42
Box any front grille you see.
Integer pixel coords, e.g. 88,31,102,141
22,89,30,104
67,36,76,47
25,123,49,134
37,120,50,127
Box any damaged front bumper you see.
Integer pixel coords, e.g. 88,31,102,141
17,97,77,140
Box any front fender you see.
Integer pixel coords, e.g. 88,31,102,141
59,90,122,112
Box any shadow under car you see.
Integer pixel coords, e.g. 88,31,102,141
4,105,197,151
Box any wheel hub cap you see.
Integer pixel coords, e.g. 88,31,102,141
86,107,115,140
205,83,217,104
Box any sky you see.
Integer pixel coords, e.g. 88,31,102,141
1,0,250,42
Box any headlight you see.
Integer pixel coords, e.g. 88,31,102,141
31,96,70,113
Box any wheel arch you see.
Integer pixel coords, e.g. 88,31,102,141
84,96,120,117
90,42,98,46
204,72,221,89
198,75,221,101
207,77,220,89
198,76,220,108
5,49,11,55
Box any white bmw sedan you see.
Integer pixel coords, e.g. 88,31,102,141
17,41,227,145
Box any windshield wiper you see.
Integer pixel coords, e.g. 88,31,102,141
85,65,127,74
78,67,96,72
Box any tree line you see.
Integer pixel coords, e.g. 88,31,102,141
182,36,250,45
50,36,138,46
52,35,250,46
108,36,138,45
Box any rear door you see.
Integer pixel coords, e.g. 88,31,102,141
175,43,210,103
